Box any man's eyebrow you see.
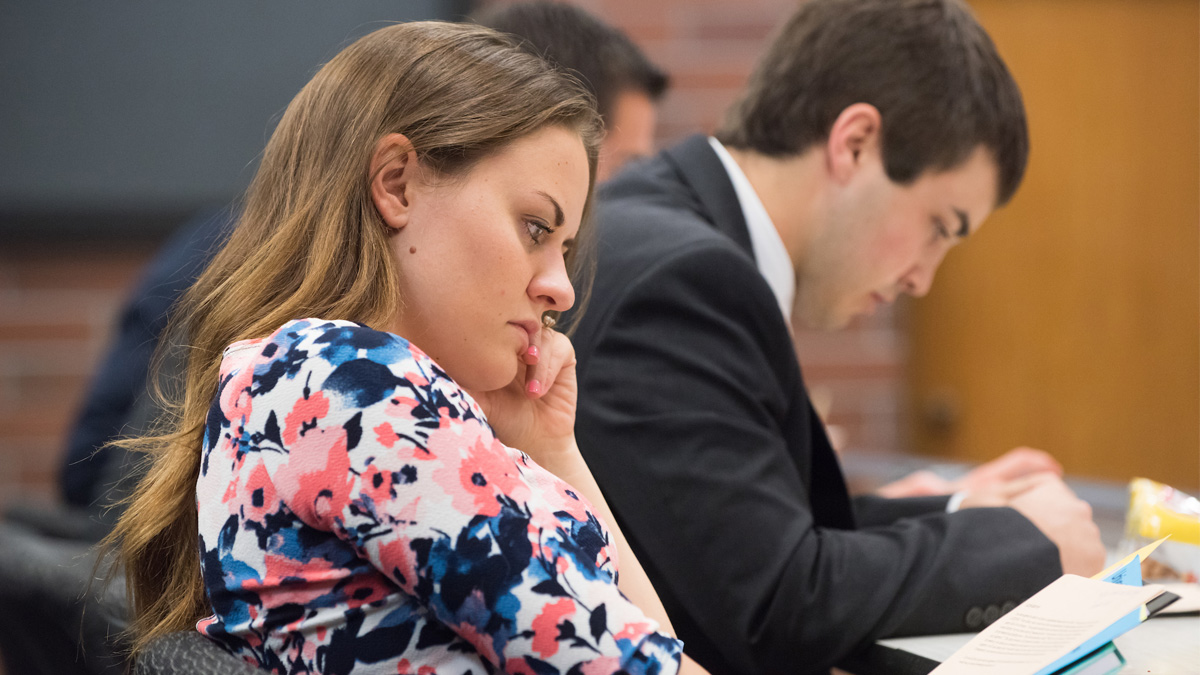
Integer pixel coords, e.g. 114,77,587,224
954,208,970,238
536,190,564,228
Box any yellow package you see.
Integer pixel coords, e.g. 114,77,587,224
1121,477,1200,582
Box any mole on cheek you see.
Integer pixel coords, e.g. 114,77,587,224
409,246,416,254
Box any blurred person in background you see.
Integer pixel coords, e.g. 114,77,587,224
564,0,1106,673
473,1,668,181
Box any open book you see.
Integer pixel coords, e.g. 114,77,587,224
929,539,1179,675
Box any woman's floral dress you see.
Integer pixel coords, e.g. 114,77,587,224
196,319,682,675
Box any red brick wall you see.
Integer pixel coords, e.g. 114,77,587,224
0,241,160,506
0,0,905,509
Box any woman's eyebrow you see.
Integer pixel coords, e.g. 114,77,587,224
536,190,564,228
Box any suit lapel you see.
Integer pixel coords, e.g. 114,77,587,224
662,135,756,260
663,135,859,531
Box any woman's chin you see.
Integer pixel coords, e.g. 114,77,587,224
448,359,519,395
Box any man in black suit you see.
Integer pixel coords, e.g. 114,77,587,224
566,1,1106,673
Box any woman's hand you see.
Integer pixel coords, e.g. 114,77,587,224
469,323,577,464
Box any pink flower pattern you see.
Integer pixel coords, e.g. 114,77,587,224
196,319,682,675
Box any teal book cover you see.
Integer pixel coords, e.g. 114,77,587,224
1049,642,1125,675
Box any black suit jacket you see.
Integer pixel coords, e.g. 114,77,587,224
566,136,1061,675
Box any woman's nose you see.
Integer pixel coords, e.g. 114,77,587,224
528,254,575,311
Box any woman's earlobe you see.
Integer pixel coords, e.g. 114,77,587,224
370,133,417,231
372,167,409,231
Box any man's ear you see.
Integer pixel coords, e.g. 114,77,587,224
370,133,419,231
825,103,883,184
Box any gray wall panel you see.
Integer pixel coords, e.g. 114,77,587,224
0,1,468,235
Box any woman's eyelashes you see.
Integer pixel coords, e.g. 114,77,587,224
524,217,555,244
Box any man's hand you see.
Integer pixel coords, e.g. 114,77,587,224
956,470,1059,509
954,447,1063,493
956,471,1107,576
875,470,955,498
1004,473,1106,576
874,447,1063,499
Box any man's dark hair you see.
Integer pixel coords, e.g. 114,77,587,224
715,0,1028,206
472,1,668,120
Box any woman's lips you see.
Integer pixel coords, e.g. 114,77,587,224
509,320,539,352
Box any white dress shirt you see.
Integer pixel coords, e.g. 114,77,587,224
707,137,796,325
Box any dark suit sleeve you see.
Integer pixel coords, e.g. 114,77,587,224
852,494,951,527
574,242,1061,675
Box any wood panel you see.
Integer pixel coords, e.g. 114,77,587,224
907,0,1199,487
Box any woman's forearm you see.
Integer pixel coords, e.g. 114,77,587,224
531,439,709,675
535,439,677,636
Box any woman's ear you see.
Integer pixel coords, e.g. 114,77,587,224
825,103,883,184
370,133,419,231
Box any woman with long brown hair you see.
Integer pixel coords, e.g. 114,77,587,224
106,21,705,675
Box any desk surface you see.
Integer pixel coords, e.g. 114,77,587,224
858,615,1200,674
837,459,1200,674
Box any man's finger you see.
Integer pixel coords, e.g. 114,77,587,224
996,470,1060,499
992,447,1063,478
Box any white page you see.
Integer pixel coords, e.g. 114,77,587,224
930,575,1163,674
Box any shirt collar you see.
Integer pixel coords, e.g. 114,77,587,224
707,137,796,323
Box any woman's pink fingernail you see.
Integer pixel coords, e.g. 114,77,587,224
527,380,541,395
526,345,539,359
